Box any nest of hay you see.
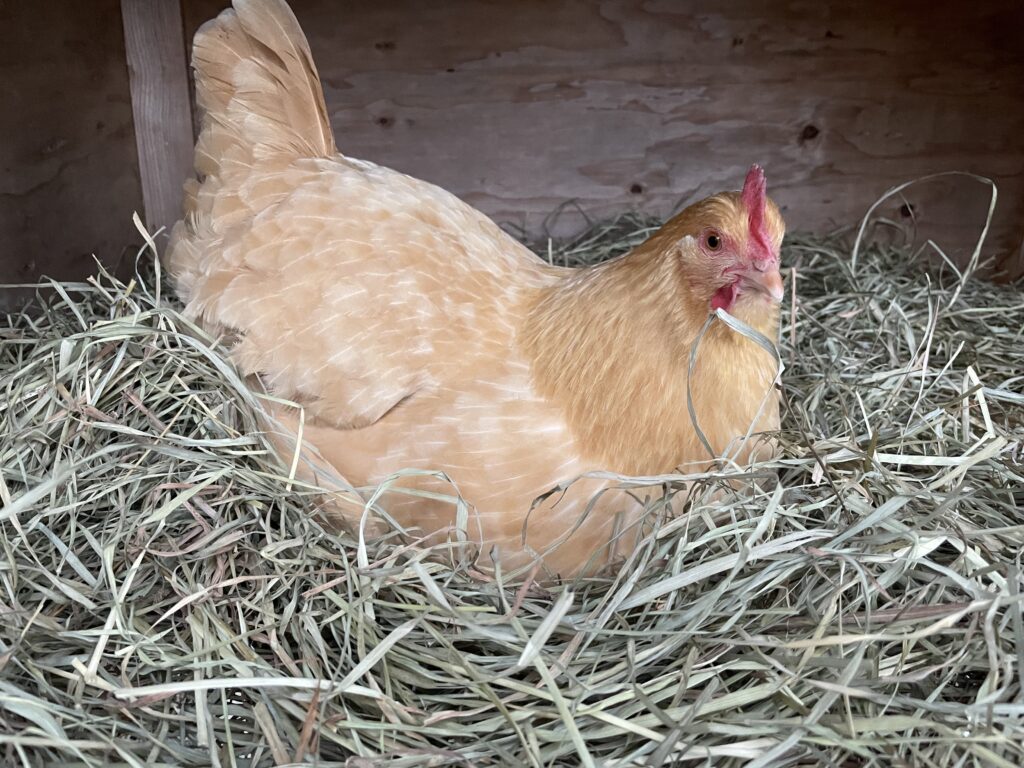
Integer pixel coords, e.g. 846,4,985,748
1,213,1022,767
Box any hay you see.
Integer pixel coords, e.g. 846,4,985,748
1,210,1022,767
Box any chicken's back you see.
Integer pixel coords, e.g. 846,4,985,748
171,153,550,423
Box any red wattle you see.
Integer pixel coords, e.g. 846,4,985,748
711,282,737,311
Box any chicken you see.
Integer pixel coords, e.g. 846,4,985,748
169,0,786,577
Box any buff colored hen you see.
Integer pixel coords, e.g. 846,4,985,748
169,0,786,576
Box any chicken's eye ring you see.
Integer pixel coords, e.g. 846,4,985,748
705,232,722,251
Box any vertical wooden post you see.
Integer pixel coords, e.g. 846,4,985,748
121,0,194,240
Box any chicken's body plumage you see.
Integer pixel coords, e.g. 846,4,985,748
170,0,785,576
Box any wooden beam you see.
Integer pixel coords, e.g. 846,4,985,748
121,0,194,240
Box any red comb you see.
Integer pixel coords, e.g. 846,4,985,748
741,164,775,265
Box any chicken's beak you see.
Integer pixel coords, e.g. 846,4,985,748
739,265,784,303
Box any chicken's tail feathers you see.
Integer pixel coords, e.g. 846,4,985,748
191,0,336,178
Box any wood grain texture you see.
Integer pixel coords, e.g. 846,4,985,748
0,0,144,308
122,0,195,235
184,0,1024,276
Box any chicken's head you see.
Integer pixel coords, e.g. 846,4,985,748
646,165,786,325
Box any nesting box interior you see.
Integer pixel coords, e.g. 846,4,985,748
3,3,1024,766
2,0,1023,299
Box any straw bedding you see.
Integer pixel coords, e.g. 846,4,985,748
1,211,1022,767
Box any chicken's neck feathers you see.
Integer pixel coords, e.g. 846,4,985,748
520,253,780,475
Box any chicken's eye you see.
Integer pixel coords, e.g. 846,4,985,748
705,232,722,251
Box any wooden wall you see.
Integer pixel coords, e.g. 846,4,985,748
1,0,1022,299
182,0,1024,276
0,0,144,308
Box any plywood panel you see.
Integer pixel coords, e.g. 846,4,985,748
180,0,1024,277
0,0,144,307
